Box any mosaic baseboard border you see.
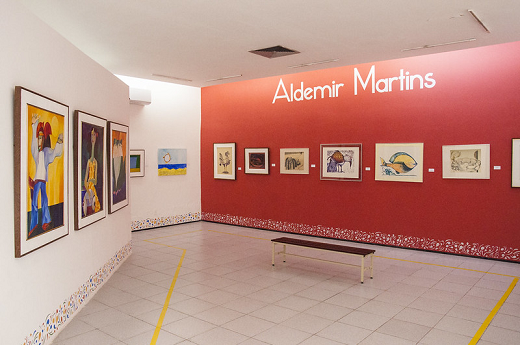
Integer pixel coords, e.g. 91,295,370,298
131,212,201,231
202,212,520,262
23,241,132,345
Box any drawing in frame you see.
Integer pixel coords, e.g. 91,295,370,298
108,122,129,213
320,144,362,181
130,149,145,177
280,148,309,174
74,111,107,230
158,148,187,176
375,143,423,183
214,143,236,179
245,148,269,174
513,139,520,187
442,144,490,179
14,86,69,257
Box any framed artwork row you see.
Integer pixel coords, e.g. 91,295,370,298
213,142,518,185
14,86,130,258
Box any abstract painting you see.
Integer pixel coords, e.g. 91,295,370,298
280,148,309,174
320,144,362,181
375,143,423,182
74,111,107,230
130,149,145,177
158,148,187,176
108,122,129,213
214,143,236,179
14,86,69,257
442,144,490,179
245,148,269,174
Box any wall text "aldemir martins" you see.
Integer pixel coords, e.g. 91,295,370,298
272,65,436,103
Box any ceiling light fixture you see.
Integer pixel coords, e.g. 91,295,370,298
152,73,193,82
468,10,490,33
206,74,243,82
288,59,340,69
401,38,476,52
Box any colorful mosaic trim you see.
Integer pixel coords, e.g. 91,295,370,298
131,211,201,231
202,212,520,262
23,241,132,345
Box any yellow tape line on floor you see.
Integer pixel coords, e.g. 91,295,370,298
468,277,518,344
144,230,201,345
145,229,519,344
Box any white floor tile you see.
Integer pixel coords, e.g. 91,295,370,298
49,223,520,345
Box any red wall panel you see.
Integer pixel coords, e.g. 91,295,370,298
201,41,520,261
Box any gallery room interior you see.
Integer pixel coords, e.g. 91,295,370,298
3,0,520,344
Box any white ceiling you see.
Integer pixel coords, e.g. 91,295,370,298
21,0,520,87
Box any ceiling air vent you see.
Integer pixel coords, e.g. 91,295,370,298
249,45,300,59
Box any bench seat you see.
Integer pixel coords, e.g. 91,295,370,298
271,237,375,283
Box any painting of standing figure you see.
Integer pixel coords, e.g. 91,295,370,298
14,87,69,257
74,111,107,230
214,143,236,180
320,144,362,181
108,122,129,213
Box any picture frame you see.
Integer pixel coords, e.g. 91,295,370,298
158,148,187,176
108,122,129,213
130,149,145,177
14,86,69,257
245,148,269,174
442,144,490,179
214,143,236,180
513,139,520,187
280,148,309,174
375,143,423,182
74,110,107,230
320,144,362,181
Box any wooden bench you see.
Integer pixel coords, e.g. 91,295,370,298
271,237,375,283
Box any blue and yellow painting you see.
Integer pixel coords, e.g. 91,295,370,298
158,148,187,176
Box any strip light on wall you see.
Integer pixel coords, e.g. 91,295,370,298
288,59,339,69
401,38,476,52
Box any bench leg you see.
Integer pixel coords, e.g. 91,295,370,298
370,254,374,279
361,256,365,283
272,242,275,266
283,245,286,263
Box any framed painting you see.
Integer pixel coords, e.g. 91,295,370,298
245,148,269,174
108,122,129,213
14,86,69,257
320,144,362,181
513,139,520,187
214,143,236,180
375,143,423,182
130,149,145,177
158,148,187,176
74,111,107,230
280,148,309,174
442,144,490,179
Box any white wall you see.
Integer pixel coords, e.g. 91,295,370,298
117,76,201,229
0,1,132,344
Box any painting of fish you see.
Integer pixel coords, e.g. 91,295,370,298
375,143,423,183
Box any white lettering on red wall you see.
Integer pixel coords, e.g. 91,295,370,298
354,65,436,95
272,65,436,103
272,79,344,104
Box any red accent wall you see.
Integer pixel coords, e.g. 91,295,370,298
201,41,520,261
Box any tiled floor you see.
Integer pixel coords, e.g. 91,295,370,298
52,221,520,344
